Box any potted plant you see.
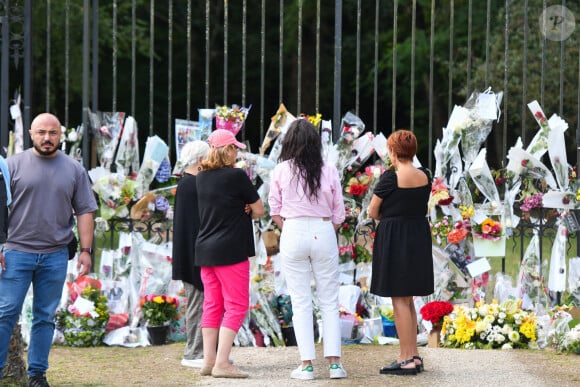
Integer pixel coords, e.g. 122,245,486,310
139,294,179,345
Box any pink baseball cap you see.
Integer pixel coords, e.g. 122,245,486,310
207,129,246,149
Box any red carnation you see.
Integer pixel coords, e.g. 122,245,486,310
420,301,454,326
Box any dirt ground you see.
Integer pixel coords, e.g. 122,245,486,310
41,342,580,386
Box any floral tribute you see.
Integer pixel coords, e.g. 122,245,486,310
441,299,538,349
472,217,502,241
139,294,179,327
215,104,251,135
339,307,365,343
420,301,454,326
56,284,110,347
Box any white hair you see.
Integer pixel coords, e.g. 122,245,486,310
179,140,210,167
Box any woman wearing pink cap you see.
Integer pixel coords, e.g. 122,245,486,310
195,129,264,379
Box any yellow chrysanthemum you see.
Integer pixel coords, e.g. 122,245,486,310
519,318,536,341
454,312,476,344
153,296,164,304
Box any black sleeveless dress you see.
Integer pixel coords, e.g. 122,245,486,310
370,167,434,297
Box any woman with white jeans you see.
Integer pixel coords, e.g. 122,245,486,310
269,119,346,380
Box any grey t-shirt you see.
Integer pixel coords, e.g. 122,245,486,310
5,149,98,253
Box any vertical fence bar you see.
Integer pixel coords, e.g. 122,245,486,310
65,0,70,127
223,0,228,105
448,0,453,115
45,0,50,112
541,0,547,107
260,0,266,139
372,0,378,133
410,0,416,132
297,0,302,114
92,0,98,116
355,0,361,116
242,0,247,113
82,0,90,168
186,0,191,119
168,0,173,153
131,0,136,116
315,0,320,114
428,0,435,170
521,0,528,143
466,0,472,96
391,0,397,132
333,0,342,141
576,34,580,257
149,0,154,136
502,0,509,167
23,0,31,146
278,0,283,105
112,0,117,112
1,1,9,149
559,1,566,116
205,0,210,108
259,0,265,140
485,0,491,87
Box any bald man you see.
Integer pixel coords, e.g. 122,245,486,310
0,113,98,387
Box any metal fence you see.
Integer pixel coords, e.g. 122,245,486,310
2,0,580,263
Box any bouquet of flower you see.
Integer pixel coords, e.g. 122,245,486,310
441,299,538,349
420,301,454,327
139,294,179,327
56,285,110,347
428,177,454,210
344,171,371,199
562,324,580,354
92,173,139,220
472,217,502,240
353,244,372,265
430,216,453,245
215,104,251,135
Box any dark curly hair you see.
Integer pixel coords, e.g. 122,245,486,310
279,119,323,201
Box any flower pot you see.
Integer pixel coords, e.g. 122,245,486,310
381,316,397,338
428,326,441,348
472,235,506,257
147,325,169,345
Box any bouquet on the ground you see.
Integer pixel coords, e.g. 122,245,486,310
420,301,454,327
441,299,538,349
56,284,110,347
139,294,179,327
339,307,365,342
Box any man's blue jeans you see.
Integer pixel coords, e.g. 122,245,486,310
0,248,68,377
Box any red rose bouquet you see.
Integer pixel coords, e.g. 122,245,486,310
420,301,454,326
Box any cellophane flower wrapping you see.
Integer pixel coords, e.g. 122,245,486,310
56,278,110,347
441,299,538,349
516,234,549,311
468,148,500,204
333,112,365,180
260,103,294,155
371,132,388,162
507,147,558,191
547,220,568,293
437,105,468,185
114,116,140,177
128,233,173,328
547,122,569,190
248,284,284,346
493,272,518,303
198,108,215,140
569,258,580,306
91,172,139,220
135,135,169,198
90,111,125,171
215,104,251,135
459,90,500,171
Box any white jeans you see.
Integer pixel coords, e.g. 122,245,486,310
280,217,341,361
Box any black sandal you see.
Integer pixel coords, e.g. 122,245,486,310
379,358,418,375
413,356,424,372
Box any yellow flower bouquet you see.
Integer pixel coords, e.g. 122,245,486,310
441,299,537,349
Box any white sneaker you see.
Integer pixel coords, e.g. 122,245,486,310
181,358,204,368
291,364,315,380
329,363,347,379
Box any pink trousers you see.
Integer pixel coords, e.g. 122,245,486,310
200,260,249,332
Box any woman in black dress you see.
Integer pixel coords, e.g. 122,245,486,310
367,130,433,376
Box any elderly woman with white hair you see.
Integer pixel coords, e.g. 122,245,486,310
172,140,210,369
